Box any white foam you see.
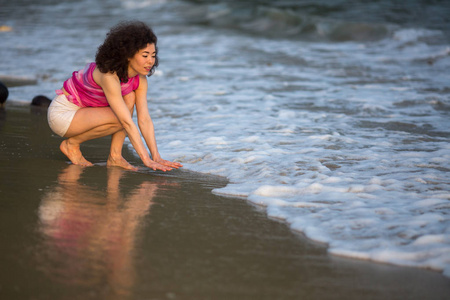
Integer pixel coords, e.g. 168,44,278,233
148,31,450,276
121,0,167,9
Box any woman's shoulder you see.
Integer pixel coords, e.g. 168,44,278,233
92,66,120,87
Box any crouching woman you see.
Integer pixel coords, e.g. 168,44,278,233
47,21,182,171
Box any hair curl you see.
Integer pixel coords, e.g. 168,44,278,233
95,21,159,83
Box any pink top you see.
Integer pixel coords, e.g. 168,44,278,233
56,62,140,107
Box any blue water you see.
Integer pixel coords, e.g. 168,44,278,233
1,0,449,276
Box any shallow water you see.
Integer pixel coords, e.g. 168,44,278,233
2,104,450,299
1,0,449,276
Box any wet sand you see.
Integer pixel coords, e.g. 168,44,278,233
0,103,449,300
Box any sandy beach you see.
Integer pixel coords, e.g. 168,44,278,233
0,102,448,300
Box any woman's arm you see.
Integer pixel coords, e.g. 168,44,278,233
135,76,183,169
98,71,173,171
135,76,159,160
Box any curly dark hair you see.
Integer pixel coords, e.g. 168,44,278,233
95,21,159,83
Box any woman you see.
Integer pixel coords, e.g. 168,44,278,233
48,21,182,171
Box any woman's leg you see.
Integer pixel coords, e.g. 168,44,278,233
107,92,138,170
61,106,124,166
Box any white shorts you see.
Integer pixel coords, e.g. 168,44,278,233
47,94,80,137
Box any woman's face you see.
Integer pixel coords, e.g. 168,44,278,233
128,43,156,77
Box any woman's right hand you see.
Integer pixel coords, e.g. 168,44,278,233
144,159,173,172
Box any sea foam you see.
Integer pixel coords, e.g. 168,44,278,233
139,21,450,277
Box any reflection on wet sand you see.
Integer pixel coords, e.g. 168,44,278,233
37,165,157,299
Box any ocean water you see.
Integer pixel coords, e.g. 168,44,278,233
1,0,449,276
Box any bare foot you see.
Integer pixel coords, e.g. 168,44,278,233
59,140,93,166
107,155,138,171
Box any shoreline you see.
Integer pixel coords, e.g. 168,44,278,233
0,103,449,300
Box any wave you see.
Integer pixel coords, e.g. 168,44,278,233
121,0,168,9
179,0,450,43
180,4,389,42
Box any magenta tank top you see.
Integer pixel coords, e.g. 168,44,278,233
56,62,140,107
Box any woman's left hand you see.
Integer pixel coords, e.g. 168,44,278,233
154,157,183,169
